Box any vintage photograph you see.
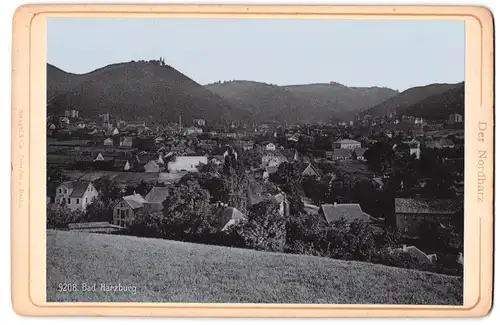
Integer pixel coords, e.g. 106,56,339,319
46,17,465,304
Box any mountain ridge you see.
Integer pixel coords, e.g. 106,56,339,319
47,61,463,124
360,82,464,118
205,80,399,123
47,61,253,124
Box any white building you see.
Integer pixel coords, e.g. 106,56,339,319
414,117,425,125
193,119,206,127
332,139,362,151
184,126,203,135
168,156,208,172
54,181,98,212
409,139,421,159
448,113,463,124
264,143,276,151
64,110,79,118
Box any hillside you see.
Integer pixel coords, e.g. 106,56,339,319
46,230,462,304
47,61,253,124
205,81,398,123
405,83,464,120
205,81,329,123
285,83,398,117
361,82,463,118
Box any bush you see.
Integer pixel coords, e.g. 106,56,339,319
285,212,331,256
47,206,85,229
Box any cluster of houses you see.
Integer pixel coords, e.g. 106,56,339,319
52,177,462,248
48,110,464,266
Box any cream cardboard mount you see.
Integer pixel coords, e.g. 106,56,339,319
11,4,494,317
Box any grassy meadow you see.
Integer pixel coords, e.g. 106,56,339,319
46,230,463,304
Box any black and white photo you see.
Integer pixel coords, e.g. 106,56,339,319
45,17,465,305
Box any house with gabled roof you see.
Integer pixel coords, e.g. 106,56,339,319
112,193,146,227
103,137,114,146
300,163,321,178
144,160,161,173
213,204,247,232
135,154,165,172
320,203,373,224
395,197,461,237
54,181,99,212
331,148,351,160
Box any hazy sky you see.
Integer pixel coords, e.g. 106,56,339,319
47,18,464,91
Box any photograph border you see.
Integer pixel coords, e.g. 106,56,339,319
11,4,494,317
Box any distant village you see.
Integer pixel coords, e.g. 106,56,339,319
46,108,465,275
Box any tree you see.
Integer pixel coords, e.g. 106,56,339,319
364,141,395,174
237,200,287,252
123,181,155,197
391,153,420,197
197,161,220,174
285,212,331,256
129,211,165,238
134,181,155,196
278,180,305,216
162,180,211,240
351,179,386,219
182,172,226,203
341,221,377,261
47,165,69,184
221,149,250,213
93,177,123,206
239,150,262,169
83,198,112,223
417,220,463,253
301,175,329,206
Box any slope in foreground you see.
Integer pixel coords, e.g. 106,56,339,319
46,230,463,304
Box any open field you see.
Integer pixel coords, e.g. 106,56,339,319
47,230,462,304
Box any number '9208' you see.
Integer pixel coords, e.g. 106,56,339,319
57,283,79,292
